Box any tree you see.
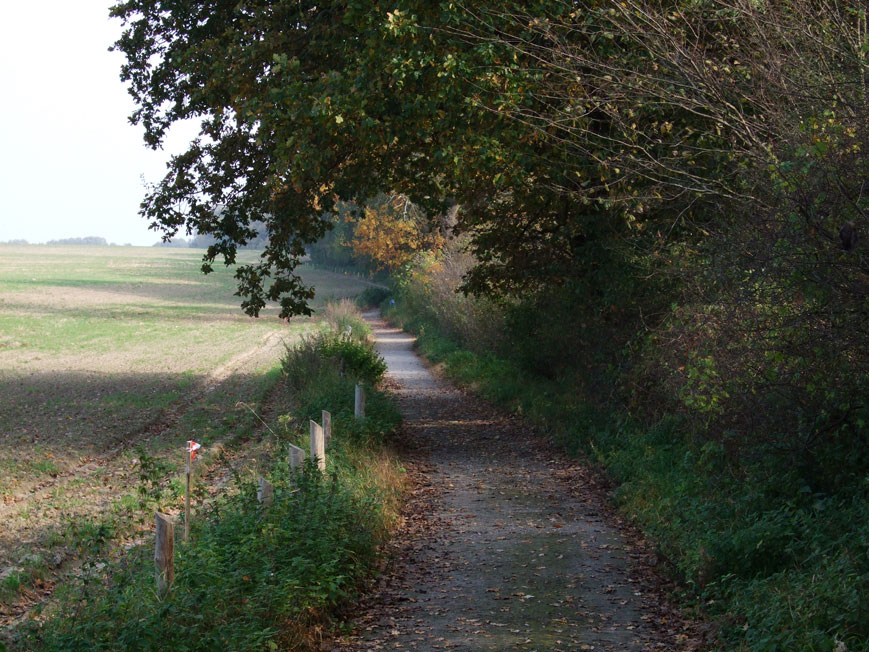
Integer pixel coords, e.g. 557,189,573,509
111,0,866,322
351,193,443,272
47,236,109,246
112,2,425,315
154,236,189,248
306,201,365,270
110,0,613,315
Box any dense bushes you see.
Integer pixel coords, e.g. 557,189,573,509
283,310,387,397
387,257,869,650
22,464,385,652
391,239,506,355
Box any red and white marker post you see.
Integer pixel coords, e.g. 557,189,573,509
184,440,200,540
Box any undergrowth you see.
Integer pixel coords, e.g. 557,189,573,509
13,304,402,652
322,298,373,341
385,302,869,652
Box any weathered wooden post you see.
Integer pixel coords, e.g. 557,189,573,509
310,419,325,471
322,409,332,448
288,444,306,471
155,512,174,597
355,384,366,419
184,440,200,540
257,477,274,507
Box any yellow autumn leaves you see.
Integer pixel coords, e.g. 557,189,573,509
351,194,444,271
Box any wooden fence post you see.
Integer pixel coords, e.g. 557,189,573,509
257,477,274,507
183,440,199,541
322,410,332,448
184,456,191,541
355,384,366,419
310,419,326,471
155,512,174,598
289,444,306,471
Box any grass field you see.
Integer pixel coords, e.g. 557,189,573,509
0,245,373,624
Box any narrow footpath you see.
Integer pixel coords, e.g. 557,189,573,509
339,315,705,651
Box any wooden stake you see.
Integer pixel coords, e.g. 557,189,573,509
355,384,366,419
310,419,325,471
257,476,274,507
322,409,332,448
288,444,305,471
184,447,192,541
155,512,174,597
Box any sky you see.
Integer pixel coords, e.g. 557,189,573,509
0,2,198,246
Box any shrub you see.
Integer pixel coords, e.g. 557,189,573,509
392,238,505,354
282,333,386,389
355,286,390,309
316,337,386,386
323,298,372,341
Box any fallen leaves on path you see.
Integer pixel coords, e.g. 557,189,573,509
332,319,710,651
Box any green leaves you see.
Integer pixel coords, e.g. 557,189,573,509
111,1,615,311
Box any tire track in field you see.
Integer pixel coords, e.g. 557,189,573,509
0,330,286,519
0,328,292,627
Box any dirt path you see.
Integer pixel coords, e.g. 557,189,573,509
341,315,704,651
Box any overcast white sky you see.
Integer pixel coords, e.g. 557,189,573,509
0,2,198,246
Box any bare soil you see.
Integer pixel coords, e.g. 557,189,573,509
338,315,707,651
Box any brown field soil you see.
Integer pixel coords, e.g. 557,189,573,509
0,245,371,627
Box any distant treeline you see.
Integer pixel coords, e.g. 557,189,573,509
154,221,269,250
48,237,109,246
1,237,132,246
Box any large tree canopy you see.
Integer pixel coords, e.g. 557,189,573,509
112,0,867,316
111,0,684,314
110,1,529,314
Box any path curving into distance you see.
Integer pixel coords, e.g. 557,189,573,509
341,313,704,651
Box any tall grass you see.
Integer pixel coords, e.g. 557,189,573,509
322,298,373,341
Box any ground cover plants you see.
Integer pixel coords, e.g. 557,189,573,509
0,245,376,637
382,263,869,651
12,306,402,651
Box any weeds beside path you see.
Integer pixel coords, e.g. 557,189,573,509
0,250,378,632
341,314,706,651
8,301,403,651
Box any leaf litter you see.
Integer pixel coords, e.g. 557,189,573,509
334,315,709,651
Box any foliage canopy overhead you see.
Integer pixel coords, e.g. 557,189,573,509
112,0,867,316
